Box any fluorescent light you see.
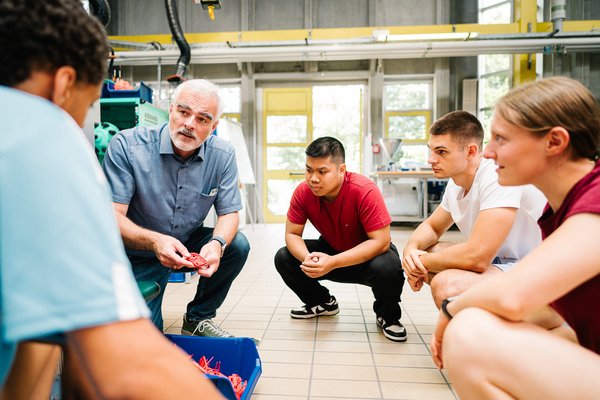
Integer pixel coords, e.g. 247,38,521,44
373,31,478,42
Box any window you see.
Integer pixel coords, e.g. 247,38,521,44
383,80,433,165
478,0,512,137
141,82,241,122
479,0,512,24
219,86,241,122
143,81,176,110
312,85,363,173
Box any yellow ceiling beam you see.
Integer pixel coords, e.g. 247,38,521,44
109,24,518,45
109,20,600,46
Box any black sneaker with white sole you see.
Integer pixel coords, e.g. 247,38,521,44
290,295,339,319
376,316,407,342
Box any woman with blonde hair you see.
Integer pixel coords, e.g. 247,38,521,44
431,76,600,399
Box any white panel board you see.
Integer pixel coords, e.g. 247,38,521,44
215,118,256,185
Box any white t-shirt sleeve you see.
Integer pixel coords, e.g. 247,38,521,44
440,180,455,213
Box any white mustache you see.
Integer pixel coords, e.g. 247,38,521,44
178,128,197,139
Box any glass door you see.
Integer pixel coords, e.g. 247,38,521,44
262,88,312,223
262,85,364,223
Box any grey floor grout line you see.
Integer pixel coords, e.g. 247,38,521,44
355,284,385,400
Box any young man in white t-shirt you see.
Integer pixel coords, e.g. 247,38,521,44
402,111,546,308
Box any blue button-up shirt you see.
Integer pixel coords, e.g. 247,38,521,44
102,122,242,257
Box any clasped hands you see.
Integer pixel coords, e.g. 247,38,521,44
300,252,335,278
402,248,429,291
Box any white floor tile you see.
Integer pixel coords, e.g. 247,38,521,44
162,223,458,399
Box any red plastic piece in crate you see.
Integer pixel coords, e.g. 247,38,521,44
186,252,209,270
228,374,247,399
113,78,134,90
192,356,248,400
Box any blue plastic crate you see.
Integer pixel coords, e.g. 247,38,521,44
168,271,195,283
101,80,153,103
166,335,261,400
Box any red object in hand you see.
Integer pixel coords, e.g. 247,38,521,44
186,252,208,270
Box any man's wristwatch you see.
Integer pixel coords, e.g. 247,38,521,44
441,297,456,320
210,235,227,258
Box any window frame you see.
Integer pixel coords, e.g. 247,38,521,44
477,0,513,138
382,78,434,163
385,110,432,144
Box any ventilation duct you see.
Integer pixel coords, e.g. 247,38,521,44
165,0,190,85
87,0,111,27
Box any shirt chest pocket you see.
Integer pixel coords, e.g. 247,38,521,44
176,188,218,225
194,189,218,216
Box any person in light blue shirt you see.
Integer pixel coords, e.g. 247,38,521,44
103,79,250,338
0,1,222,398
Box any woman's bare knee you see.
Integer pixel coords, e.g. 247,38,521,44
444,308,495,369
443,308,517,400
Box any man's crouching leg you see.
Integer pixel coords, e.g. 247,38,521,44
430,266,501,308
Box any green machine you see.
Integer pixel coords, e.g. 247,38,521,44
100,97,168,131
95,81,169,163
94,121,119,164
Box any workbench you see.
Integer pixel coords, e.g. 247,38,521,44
371,170,447,223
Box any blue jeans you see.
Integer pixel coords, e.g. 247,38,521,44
129,227,250,331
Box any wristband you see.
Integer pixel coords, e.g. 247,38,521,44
210,235,227,258
441,297,456,320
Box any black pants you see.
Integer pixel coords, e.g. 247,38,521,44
274,238,405,322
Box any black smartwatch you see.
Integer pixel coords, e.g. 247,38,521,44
441,297,456,320
210,235,227,258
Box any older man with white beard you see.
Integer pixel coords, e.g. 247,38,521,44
103,79,250,338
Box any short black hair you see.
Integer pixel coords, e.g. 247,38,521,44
0,0,109,87
429,111,484,148
305,136,345,164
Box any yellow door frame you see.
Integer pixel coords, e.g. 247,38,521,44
262,87,312,223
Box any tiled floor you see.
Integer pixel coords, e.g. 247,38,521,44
163,224,464,400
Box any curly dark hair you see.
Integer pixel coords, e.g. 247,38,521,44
0,0,109,87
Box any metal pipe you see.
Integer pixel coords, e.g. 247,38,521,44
108,31,600,52
551,0,567,33
112,36,600,66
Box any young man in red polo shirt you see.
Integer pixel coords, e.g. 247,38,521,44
274,137,406,342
